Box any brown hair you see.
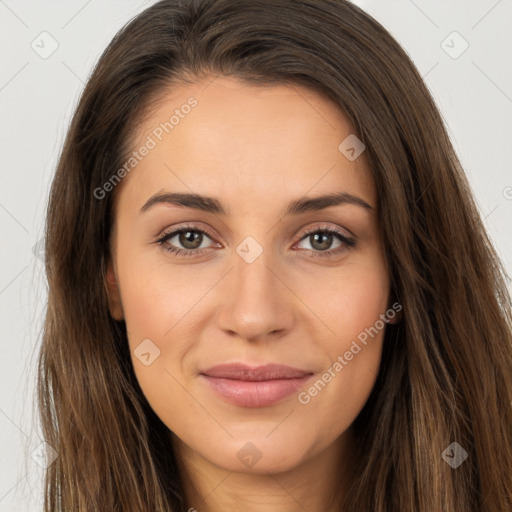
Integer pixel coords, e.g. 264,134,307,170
37,0,512,510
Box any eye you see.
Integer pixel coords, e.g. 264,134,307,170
155,224,218,257
294,225,356,258
154,223,356,258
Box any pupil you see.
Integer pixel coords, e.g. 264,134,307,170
312,232,332,251
180,230,202,249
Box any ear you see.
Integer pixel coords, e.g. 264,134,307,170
386,290,403,325
105,261,124,321
386,308,402,325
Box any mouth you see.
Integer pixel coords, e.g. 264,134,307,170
199,363,314,407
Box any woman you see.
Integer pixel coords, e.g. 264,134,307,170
37,0,512,510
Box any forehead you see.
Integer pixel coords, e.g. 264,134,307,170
117,76,376,215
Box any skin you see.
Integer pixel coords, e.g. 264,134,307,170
106,76,397,512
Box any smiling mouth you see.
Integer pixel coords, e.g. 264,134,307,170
199,363,314,407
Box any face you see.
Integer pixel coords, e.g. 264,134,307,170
106,76,395,475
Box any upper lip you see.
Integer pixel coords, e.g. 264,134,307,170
200,363,313,381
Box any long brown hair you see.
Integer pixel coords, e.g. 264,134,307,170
37,0,512,510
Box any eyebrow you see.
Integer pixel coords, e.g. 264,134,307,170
140,191,374,216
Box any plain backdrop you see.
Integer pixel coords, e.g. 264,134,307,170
1,1,511,510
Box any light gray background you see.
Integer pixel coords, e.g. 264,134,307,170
1,1,511,510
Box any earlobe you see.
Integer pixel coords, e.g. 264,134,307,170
386,291,403,325
105,262,124,321
387,310,402,325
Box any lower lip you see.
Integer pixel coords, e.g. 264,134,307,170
200,375,313,407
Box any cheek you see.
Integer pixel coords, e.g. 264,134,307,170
115,264,195,428
114,247,217,404
291,257,390,423
117,246,211,343
296,253,390,353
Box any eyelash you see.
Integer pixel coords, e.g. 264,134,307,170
154,223,356,259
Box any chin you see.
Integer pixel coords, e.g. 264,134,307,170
201,437,311,475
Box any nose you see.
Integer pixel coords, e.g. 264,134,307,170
215,245,295,342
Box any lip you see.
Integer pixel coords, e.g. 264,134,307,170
199,363,314,407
